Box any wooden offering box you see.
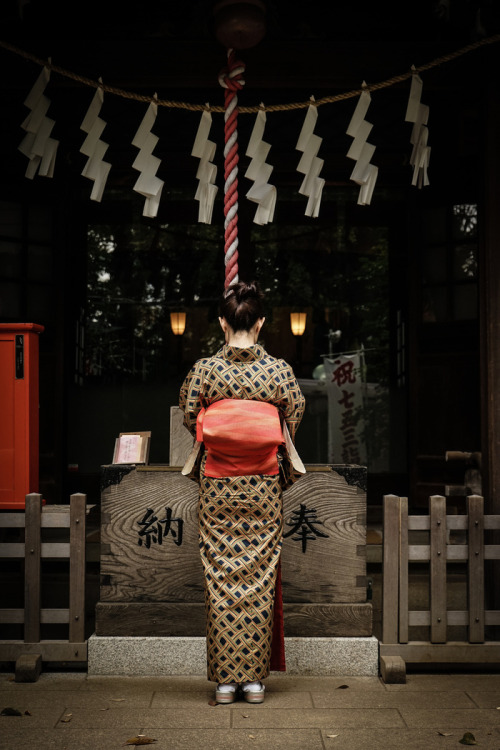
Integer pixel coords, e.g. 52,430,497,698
96,464,371,638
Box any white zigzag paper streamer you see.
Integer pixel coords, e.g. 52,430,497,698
131,94,164,218
245,105,276,225
346,82,378,206
405,66,431,188
191,106,218,224
295,96,325,217
80,79,111,202
18,64,59,179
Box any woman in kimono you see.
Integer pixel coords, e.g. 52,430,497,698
179,280,305,705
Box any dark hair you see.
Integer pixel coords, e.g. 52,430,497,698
219,280,265,332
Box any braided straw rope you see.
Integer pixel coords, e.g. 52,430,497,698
1,34,499,114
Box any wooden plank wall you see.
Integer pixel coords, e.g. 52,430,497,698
96,464,371,638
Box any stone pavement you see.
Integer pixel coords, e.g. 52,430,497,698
1,671,500,750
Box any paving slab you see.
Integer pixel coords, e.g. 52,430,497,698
0,706,65,728
54,706,232,729
0,689,152,708
53,726,161,748
0,727,105,750
466,690,500,708
265,674,386,691
141,727,325,750
321,727,500,750
82,674,209,692
231,706,405,728
399,707,500,728
47,726,147,750
311,689,476,709
0,672,86,691
384,673,500,691
152,689,313,708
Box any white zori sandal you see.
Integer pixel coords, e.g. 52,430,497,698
215,683,238,704
241,681,265,704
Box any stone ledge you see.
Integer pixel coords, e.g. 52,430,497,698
87,635,379,676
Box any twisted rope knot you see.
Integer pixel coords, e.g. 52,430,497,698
218,49,246,92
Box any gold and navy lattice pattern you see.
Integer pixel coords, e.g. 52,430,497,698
179,344,305,442
198,464,283,684
179,344,305,683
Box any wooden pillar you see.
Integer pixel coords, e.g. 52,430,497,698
480,45,500,629
480,44,500,515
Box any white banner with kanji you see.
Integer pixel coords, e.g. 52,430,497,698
323,352,367,466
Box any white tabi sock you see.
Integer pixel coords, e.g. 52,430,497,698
241,681,264,692
217,683,237,693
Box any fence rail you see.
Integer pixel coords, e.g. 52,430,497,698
0,492,87,679
380,493,500,683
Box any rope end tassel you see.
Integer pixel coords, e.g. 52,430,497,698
218,48,246,288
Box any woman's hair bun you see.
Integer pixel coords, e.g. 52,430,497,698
219,280,265,332
235,281,259,301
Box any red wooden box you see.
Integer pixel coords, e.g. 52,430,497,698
0,323,44,509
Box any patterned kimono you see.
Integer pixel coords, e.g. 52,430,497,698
179,343,305,684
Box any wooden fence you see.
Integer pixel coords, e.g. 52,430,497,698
380,493,500,683
0,492,87,678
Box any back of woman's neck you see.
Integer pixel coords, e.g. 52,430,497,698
226,334,257,348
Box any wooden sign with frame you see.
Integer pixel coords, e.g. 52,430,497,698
112,431,151,465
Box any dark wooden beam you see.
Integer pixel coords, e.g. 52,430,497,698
0,38,481,93
480,44,500,514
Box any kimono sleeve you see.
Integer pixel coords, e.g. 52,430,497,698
274,361,306,442
178,360,206,437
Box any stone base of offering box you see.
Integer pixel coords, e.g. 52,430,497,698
90,460,377,675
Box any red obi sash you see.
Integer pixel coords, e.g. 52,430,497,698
197,399,282,478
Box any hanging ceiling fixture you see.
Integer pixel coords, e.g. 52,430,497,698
212,0,267,49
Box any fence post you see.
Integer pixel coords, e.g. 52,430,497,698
399,496,409,644
24,493,42,644
382,494,400,644
468,494,485,643
430,495,447,643
69,493,86,645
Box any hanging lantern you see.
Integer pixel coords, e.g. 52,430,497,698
170,312,186,336
213,0,267,50
290,312,307,337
